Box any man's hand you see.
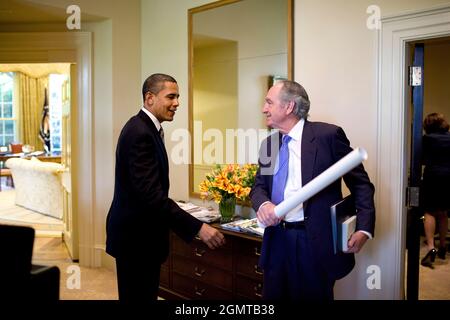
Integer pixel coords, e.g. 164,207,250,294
197,223,225,249
257,202,281,227
345,231,368,253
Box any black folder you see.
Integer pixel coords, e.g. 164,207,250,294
330,195,357,254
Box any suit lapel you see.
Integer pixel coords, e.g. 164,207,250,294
137,110,169,174
301,121,317,211
301,120,317,185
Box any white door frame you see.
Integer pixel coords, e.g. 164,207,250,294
0,32,95,267
378,5,450,299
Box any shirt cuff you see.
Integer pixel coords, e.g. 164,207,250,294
357,230,373,239
258,201,271,212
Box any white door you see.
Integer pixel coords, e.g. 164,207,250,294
61,64,79,261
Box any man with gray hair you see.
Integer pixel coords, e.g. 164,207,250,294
250,80,375,300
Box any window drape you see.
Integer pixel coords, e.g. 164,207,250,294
15,72,48,151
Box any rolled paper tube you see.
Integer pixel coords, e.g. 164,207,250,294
272,147,368,218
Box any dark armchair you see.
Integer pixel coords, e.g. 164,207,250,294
0,224,60,301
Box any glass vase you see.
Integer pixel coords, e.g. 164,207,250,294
219,197,236,223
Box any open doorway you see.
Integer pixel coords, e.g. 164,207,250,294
378,4,450,300
405,37,450,300
0,63,77,261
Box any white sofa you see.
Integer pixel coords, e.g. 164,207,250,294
5,157,64,219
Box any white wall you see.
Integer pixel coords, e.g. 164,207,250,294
84,19,114,267
141,0,287,203
141,0,211,204
25,0,142,140
142,0,450,299
295,0,450,299
194,0,287,132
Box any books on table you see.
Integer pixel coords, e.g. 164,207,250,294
330,195,357,254
220,218,264,236
176,201,221,223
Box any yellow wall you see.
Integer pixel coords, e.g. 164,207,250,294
194,42,238,135
192,41,238,192
424,41,450,120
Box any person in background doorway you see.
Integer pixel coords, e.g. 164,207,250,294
420,113,450,268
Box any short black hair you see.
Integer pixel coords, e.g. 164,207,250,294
142,73,177,102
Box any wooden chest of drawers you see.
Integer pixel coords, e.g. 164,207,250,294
159,226,263,300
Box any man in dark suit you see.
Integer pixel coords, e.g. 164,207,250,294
106,73,225,301
250,80,375,300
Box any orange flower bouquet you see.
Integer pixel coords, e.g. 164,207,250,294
199,164,258,222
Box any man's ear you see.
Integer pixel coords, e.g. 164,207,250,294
285,100,295,115
145,91,154,105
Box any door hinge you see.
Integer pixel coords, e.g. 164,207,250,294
406,187,420,207
409,66,422,86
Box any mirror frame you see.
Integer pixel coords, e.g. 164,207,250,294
188,0,294,198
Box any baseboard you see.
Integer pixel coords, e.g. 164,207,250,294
100,249,116,272
35,230,63,238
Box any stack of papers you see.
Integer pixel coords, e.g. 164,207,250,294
220,218,264,236
176,202,221,223
28,151,45,157
340,215,357,252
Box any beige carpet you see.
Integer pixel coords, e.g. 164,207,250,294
32,237,447,300
0,190,63,237
419,236,450,300
33,237,119,300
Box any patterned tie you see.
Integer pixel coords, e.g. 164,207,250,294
159,126,165,144
271,135,292,205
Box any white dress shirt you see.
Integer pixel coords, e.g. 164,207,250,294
282,119,305,222
141,107,161,132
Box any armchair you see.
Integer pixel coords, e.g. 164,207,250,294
0,224,60,301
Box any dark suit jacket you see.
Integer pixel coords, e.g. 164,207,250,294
421,132,450,210
422,132,450,171
106,110,202,263
250,120,375,280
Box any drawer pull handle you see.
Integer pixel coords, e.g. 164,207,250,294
254,283,263,298
254,247,261,256
254,265,263,275
194,266,205,277
194,286,206,296
195,248,206,256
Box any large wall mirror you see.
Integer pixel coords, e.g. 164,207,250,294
189,0,293,197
